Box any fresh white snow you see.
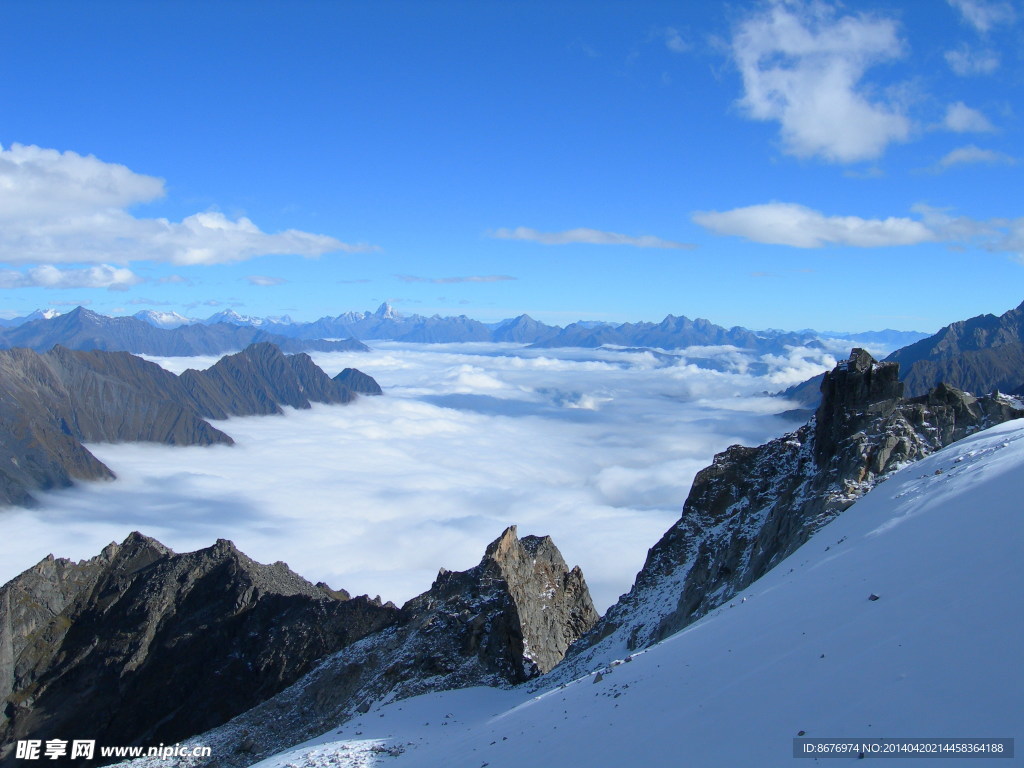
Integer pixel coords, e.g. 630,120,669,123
250,420,1024,768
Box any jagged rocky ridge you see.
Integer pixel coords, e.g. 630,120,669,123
0,307,369,357
554,349,1023,678
0,343,378,506
1,527,595,768
0,533,398,767
885,298,1024,397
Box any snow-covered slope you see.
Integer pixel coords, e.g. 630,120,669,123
250,420,1024,768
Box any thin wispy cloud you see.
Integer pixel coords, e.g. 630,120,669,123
947,0,1016,33
0,264,143,290
246,275,288,286
695,201,1024,258
731,0,910,163
944,44,1000,75
664,27,689,53
491,226,695,250
935,144,1015,169
397,274,517,284
0,143,378,268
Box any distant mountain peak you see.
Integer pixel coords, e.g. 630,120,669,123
374,302,399,319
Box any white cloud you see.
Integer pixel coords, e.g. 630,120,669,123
731,0,910,163
947,0,1016,32
944,101,996,132
491,226,695,249
0,264,143,290
3,343,840,612
944,44,1000,75
693,202,936,248
664,27,689,53
936,144,1016,168
0,143,377,267
246,275,288,286
397,274,517,284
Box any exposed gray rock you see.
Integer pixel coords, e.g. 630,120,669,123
553,349,1023,679
137,526,597,768
0,534,397,767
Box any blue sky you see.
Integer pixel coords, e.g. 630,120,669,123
0,0,1021,332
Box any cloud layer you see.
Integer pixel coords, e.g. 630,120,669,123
731,1,910,163
0,143,374,267
491,226,694,249
0,343,848,612
0,264,143,290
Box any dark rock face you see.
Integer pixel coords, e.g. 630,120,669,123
556,349,1023,676
159,527,598,767
0,533,398,767
886,299,1024,397
0,307,369,357
332,367,383,396
0,344,379,507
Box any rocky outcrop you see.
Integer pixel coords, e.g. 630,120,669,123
554,350,1023,679
886,299,1024,397
0,534,398,767
0,344,379,507
0,307,369,356
332,368,383,396
142,527,598,768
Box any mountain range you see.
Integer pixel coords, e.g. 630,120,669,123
0,308,368,357
1,304,926,353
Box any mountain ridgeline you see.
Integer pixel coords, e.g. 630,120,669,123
0,527,596,767
0,307,368,357
0,343,380,506
3,304,927,355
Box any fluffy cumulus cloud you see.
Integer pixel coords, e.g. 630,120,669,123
491,226,695,250
0,143,375,268
731,0,910,163
0,264,143,290
944,101,996,132
0,343,852,612
693,202,936,248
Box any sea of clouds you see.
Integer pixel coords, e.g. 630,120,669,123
1,340,865,611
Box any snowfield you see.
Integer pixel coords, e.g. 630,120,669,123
250,420,1024,768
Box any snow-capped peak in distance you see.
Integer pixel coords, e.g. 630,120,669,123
374,301,399,320
132,310,194,329
242,419,1024,768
